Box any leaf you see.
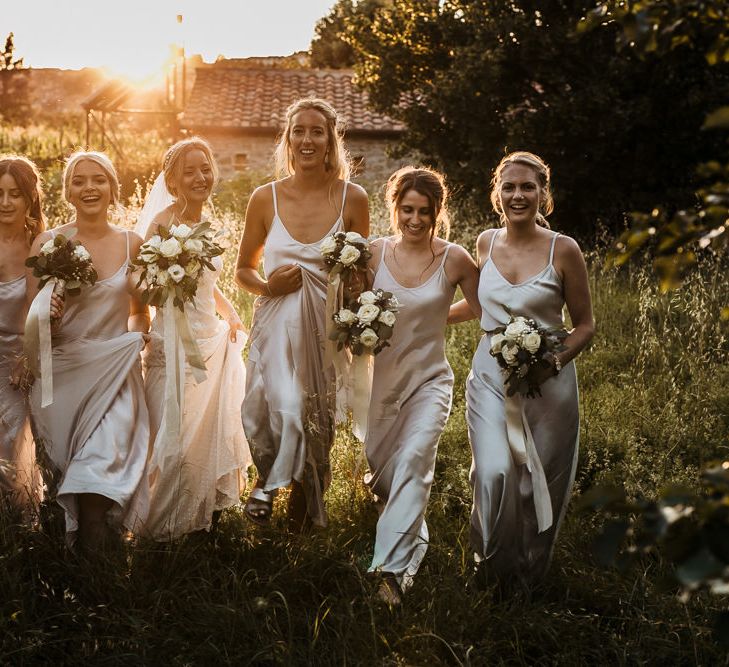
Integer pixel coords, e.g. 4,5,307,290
675,547,725,587
702,107,729,130
593,519,630,567
575,485,626,513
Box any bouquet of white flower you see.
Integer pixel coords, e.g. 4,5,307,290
330,289,399,356
320,230,371,279
489,311,567,398
130,221,224,310
25,231,97,297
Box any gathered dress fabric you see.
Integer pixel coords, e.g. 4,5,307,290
366,241,456,589
29,230,149,539
0,276,42,508
466,230,579,581
143,252,251,540
242,181,345,527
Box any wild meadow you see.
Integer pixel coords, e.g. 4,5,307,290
1,124,728,665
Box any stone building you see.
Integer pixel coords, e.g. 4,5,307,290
180,64,406,187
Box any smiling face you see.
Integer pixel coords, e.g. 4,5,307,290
67,159,112,218
395,188,435,243
0,172,30,229
289,108,330,171
498,163,542,225
175,148,214,204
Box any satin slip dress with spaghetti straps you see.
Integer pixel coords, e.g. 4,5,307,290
242,181,348,527
29,228,150,539
365,238,456,589
466,229,579,581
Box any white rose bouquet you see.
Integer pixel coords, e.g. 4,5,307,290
330,289,399,356
130,221,225,310
320,230,371,280
25,231,98,297
489,310,567,398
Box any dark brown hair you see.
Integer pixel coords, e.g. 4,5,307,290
386,166,450,240
0,154,45,240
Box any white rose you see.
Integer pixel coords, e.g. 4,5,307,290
167,264,185,283
339,244,361,266
40,238,56,254
156,268,170,285
358,291,377,305
345,231,365,243
501,344,519,365
72,245,91,261
319,236,338,255
184,238,204,254
522,331,542,354
490,333,506,353
357,304,380,324
146,264,158,280
185,259,201,277
159,237,182,258
359,327,379,348
378,310,396,327
147,235,162,249
337,308,356,325
505,319,529,339
171,223,193,239
388,295,401,308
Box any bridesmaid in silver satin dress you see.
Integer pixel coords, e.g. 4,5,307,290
366,167,480,605
236,98,369,531
27,152,151,551
450,152,594,585
0,155,44,512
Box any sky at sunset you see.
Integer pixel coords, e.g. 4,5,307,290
4,0,335,82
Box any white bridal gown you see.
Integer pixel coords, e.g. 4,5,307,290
143,251,251,540
365,240,456,589
29,230,149,538
0,275,42,509
466,230,579,581
242,181,348,527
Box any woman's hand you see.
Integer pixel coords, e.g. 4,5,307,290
225,312,245,342
266,264,302,296
50,293,65,334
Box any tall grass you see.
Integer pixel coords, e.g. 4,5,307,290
2,125,728,663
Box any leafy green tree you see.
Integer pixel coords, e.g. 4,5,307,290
0,32,31,125
338,1,728,240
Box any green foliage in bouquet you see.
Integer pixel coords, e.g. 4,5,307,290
25,232,97,296
329,288,398,356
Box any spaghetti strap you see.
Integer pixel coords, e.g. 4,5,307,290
439,243,451,268
124,230,131,262
486,229,499,259
271,182,279,218
548,232,560,266
339,181,349,219
378,237,388,271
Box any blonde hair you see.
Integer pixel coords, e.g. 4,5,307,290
490,151,553,229
62,150,121,208
386,166,451,241
273,98,351,181
0,154,45,240
162,137,219,204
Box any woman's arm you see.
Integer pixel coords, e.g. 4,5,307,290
235,185,301,297
214,285,245,341
446,244,482,323
447,230,490,324
126,232,151,336
343,182,370,237
555,236,595,366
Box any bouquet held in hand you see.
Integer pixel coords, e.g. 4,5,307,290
25,232,97,297
130,221,224,310
330,289,399,356
489,311,567,398
320,230,371,279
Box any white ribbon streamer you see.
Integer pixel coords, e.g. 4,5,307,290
505,393,553,533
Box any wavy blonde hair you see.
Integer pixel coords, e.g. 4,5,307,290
274,98,351,181
0,154,45,240
490,151,553,229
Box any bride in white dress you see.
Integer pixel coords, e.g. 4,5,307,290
137,138,251,541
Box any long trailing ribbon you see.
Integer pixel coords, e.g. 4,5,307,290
24,280,62,408
324,272,342,369
157,295,207,468
505,393,553,533
349,353,373,442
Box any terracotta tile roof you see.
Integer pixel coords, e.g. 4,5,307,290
182,67,404,134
